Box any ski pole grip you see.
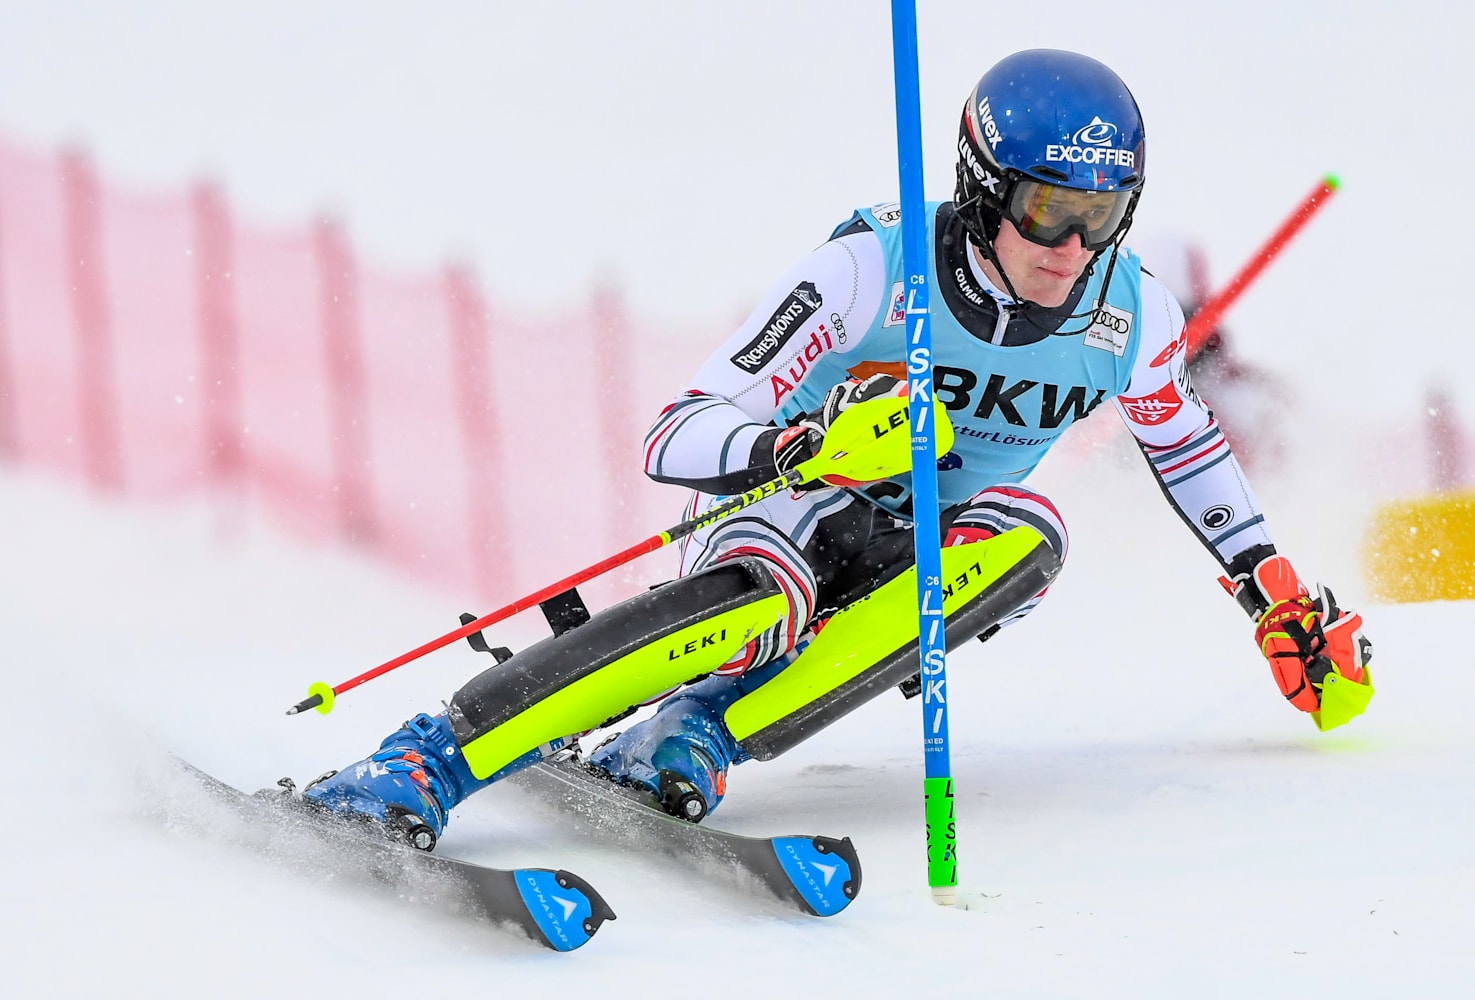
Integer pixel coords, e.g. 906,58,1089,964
286,681,336,717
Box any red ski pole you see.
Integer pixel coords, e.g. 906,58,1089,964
1183,174,1339,356
286,394,948,716
285,534,670,716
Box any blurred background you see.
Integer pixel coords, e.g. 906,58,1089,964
1,1,1470,606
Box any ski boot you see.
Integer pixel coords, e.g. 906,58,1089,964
588,680,749,823
585,632,817,821
301,711,489,851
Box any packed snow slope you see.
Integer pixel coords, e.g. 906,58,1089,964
3,444,1470,999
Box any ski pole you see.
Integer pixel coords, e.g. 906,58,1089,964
287,394,953,716
1183,174,1339,356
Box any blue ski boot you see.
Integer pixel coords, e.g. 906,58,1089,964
588,680,749,823
301,711,491,851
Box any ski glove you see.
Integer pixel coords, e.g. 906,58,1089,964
772,374,906,488
1221,550,1373,729
813,373,906,427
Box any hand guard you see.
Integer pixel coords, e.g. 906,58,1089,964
1221,552,1374,730
773,375,906,488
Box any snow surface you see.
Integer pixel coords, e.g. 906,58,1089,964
3,448,1471,998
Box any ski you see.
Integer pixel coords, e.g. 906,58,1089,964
511,754,861,917
163,756,616,952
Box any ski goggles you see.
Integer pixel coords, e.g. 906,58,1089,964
1004,178,1135,251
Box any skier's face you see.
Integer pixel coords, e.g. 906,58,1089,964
983,221,1091,308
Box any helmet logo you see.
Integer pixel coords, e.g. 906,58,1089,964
1072,117,1118,146
1044,143,1135,169
975,97,1005,149
956,136,1002,194
1042,116,1135,175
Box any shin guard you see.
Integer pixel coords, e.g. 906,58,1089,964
727,527,1060,760
449,558,788,780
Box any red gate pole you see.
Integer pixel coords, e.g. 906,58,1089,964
1183,175,1339,356
1426,385,1468,493
192,181,245,495
446,264,513,599
592,282,637,562
0,185,15,461
61,148,122,491
315,217,376,545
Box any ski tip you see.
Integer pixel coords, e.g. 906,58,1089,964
512,868,616,952
557,869,618,929
770,834,862,917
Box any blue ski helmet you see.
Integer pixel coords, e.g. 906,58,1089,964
956,50,1146,254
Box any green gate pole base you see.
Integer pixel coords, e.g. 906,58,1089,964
924,775,958,905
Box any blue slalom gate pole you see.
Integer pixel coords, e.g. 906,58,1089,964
888,1,955,905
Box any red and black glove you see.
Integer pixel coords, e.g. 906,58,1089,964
771,374,906,487
1221,548,1373,719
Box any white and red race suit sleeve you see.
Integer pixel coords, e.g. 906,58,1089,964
1113,272,1276,568
642,231,886,496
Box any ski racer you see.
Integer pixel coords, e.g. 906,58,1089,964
298,49,1373,850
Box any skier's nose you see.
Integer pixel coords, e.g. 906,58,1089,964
1051,233,1087,259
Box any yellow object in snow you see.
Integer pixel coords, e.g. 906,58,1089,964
1362,491,1475,602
